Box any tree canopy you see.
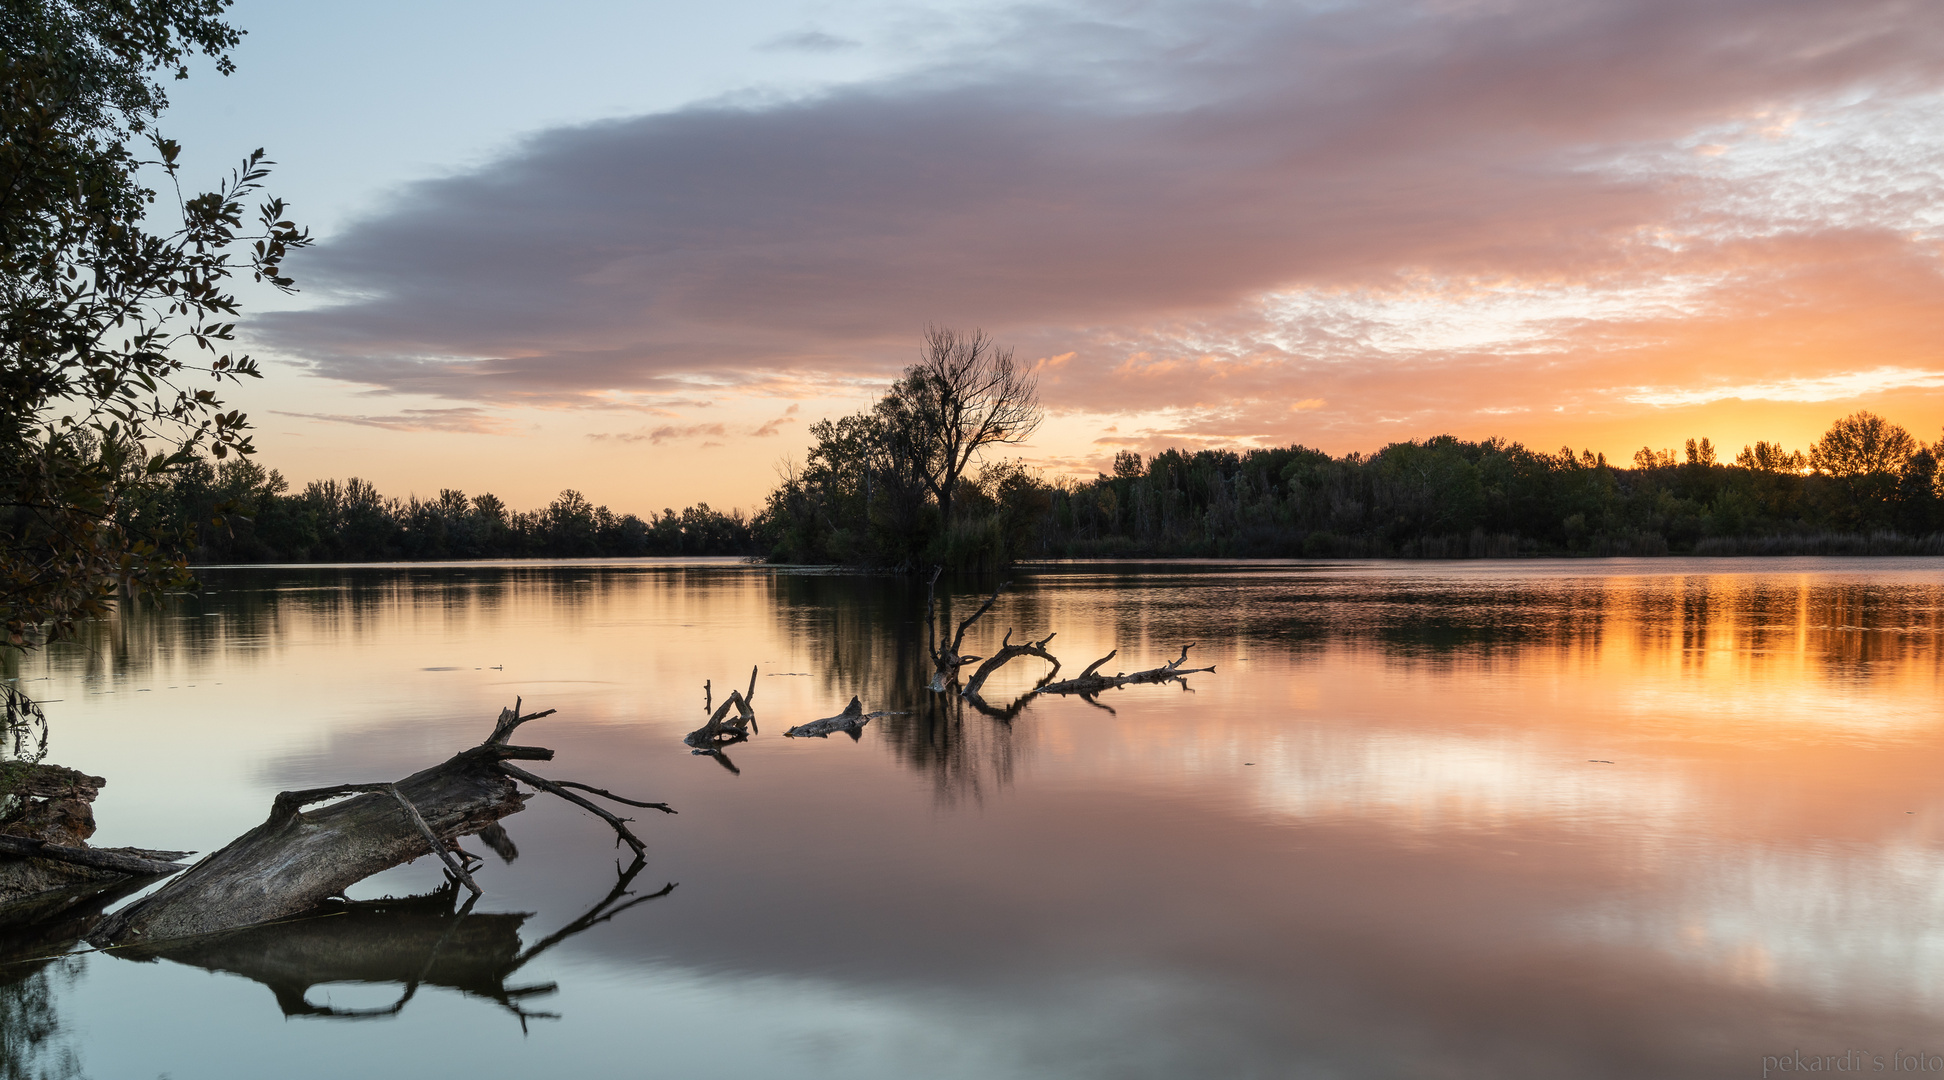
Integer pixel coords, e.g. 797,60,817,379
1,0,307,650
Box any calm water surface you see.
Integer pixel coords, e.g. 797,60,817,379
8,558,1944,1078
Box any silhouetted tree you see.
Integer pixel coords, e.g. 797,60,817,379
893,326,1041,533
1,1,308,648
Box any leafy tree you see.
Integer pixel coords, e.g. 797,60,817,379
1810,411,1916,526
1,0,308,649
1810,411,1916,477
1735,441,1805,473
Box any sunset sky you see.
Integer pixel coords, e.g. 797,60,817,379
166,0,1944,515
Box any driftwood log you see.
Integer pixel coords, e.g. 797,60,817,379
1038,645,1215,695
784,697,898,739
686,667,758,750
0,763,191,909
88,700,672,948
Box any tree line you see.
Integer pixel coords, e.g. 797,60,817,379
136,456,755,561
117,353,1944,568
755,406,1944,565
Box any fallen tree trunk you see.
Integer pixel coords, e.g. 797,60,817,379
88,700,672,948
1038,645,1215,696
0,835,189,876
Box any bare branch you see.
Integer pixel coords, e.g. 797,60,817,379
497,763,646,856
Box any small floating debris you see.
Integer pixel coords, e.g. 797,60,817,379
785,697,900,740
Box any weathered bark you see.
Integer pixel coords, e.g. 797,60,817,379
960,629,1059,698
0,835,187,876
1038,645,1215,696
785,697,883,739
88,701,671,948
0,762,102,801
0,762,190,906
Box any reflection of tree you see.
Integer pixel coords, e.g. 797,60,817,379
0,961,83,1080
0,877,151,1080
119,855,672,1029
775,573,1031,803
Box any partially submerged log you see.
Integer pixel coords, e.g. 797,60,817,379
686,666,758,750
960,629,1059,698
1038,645,1215,696
0,762,191,908
88,700,672,948
784,697,894,739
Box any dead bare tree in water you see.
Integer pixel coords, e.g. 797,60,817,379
921,568,1213,715
1037,645,1214,696
926,568,1007,691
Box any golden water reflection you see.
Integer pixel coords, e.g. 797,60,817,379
16,557,1944,1078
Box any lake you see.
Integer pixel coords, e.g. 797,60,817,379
7,557,1944,1078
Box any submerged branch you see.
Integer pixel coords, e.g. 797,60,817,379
1039,644,1214,696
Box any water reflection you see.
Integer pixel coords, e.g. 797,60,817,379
15,558,1944,1078
0,960,82,1080
118,857,673,1026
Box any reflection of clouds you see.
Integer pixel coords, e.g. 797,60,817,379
26,559,1944,1078
545,963,1381,1080
1240,729,1694,832
1568,840,1944,1010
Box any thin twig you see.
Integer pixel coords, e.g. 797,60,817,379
549,780,676,813
497,763,647,855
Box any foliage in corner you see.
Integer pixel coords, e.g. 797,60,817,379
0,0,309,652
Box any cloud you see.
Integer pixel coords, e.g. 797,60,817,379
760,30,860,53
588,423,728,444
272,407,518,434
1625,367,1944,407
260,0,1944,445
750,415,797,437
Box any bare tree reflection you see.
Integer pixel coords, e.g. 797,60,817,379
116,855,673,1028
774,573,1031,805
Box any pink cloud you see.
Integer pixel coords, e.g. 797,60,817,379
257,0,1944,453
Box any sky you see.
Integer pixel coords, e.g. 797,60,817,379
160,0,1944,515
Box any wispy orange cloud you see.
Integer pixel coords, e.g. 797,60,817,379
272,408,519,435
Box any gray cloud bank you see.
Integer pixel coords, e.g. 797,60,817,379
261,0,1944,422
